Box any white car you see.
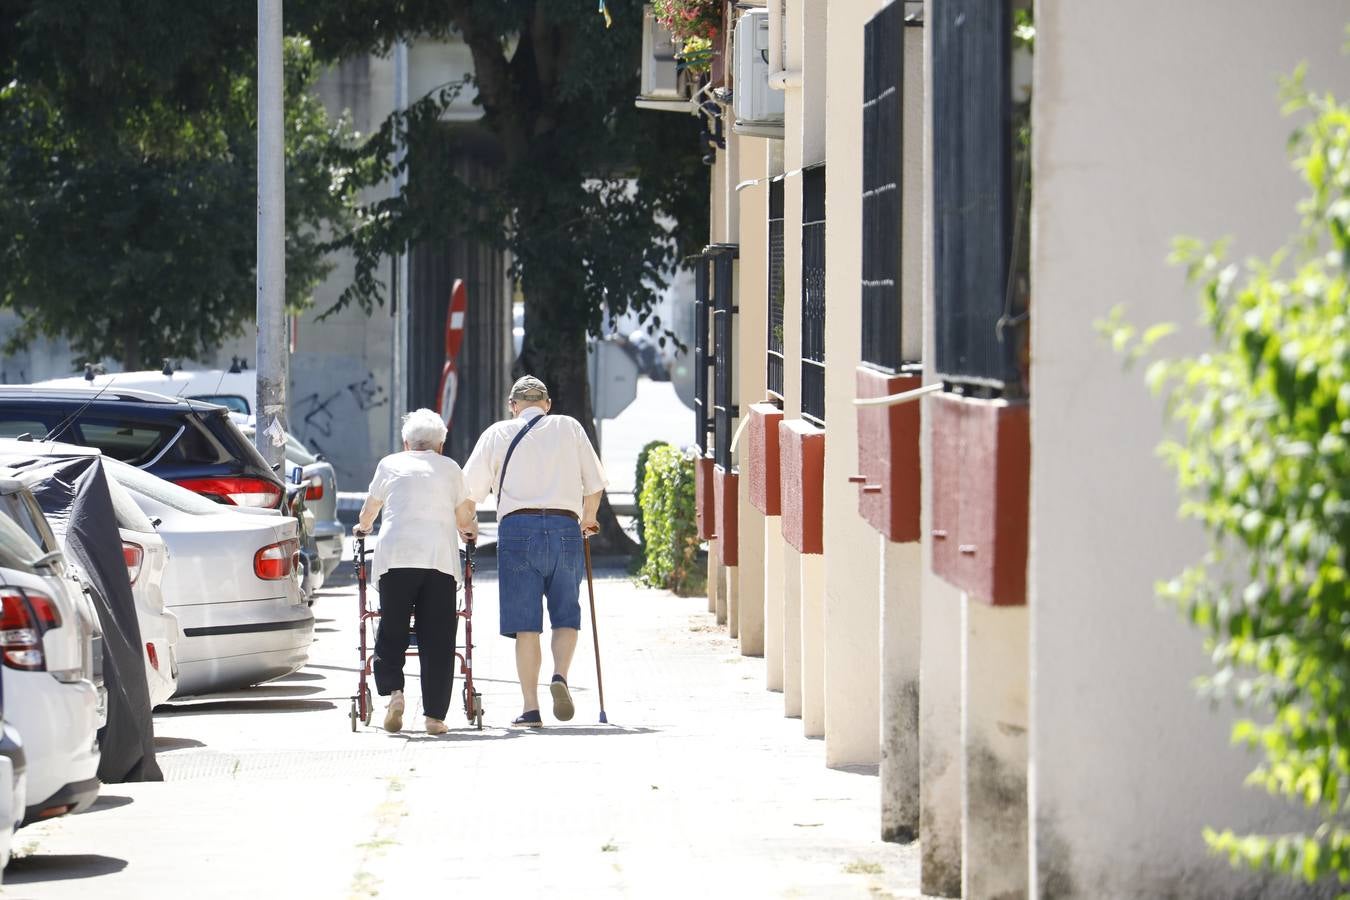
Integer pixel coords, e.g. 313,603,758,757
0,693,27,872
37,366,257,417
103,474,180,707
104,463,314,696
0,443,181,710
0,514,99,825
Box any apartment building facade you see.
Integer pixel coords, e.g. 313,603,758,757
653,0,1349,896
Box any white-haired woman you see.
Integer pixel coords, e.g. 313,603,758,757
353,408,477,735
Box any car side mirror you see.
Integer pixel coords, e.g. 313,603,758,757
290,465,303,485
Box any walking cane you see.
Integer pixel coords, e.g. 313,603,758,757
583,536,609,724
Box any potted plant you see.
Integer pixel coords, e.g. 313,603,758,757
653,0,723,79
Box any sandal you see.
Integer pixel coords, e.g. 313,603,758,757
511,710,543,728
550,675,575,722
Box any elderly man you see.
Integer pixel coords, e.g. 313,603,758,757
463,376,607,727
354,408,477,735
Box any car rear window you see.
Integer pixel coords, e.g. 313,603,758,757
104,475,156,533
0,419,51,440
0,511,42,573
78,420,182,466
199,411,274,472
190,394,250,415
0,491,52,551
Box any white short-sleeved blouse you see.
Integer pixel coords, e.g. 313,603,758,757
367,450,467,587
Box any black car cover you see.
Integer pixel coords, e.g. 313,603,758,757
0,452,161,783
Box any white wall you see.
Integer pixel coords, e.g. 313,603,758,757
1030,2,1350,896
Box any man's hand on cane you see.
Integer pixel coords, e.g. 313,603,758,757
580,490,603,538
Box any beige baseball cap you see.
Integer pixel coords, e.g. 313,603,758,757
509,375,549,401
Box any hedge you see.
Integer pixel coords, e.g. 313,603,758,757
637,444,700,594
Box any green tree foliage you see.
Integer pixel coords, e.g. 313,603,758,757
299,0,709,550
0,2,369,369
1107,67,1349,891
638,444,700,594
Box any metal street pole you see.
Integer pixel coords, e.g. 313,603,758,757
255,0,288,473
390,40,410,446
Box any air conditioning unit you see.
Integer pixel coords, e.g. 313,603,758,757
636,5,699,112
733,8,784,139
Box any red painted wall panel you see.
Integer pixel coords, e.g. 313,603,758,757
928,393,1029,606
779,420,825,555
746,403,783,516
856,368,923,542
713,467,739,566
694,456,716,541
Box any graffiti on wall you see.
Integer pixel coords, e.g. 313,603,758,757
291,372,388,477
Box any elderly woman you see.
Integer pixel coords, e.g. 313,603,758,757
354,408,477,735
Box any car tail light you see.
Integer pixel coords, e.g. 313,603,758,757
146,642,159,671
123,542,144,585
305,475,324,501
254,539,300,580
0,589,47,671
174,476,283,508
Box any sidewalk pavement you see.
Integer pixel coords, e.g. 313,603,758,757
8,559,921,899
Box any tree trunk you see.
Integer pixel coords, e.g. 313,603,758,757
120,322,143,372
519,287,637,556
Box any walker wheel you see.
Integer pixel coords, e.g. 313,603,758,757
360,685,373,726
349,699,358,733
475,712,483,731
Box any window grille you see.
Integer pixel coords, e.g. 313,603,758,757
861,2,905,373
707,244,739,471
932,0,1026,395
767,177,786,399
800,163,827,426
693,253,713,454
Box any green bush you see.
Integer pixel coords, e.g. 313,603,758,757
633,439,670,553
1105,65,1349,890
638,444,700,594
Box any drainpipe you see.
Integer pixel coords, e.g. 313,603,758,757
766,0,802,90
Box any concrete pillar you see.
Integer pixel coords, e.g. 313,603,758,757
800,553,825,737
764,521,785,689
880,537,921,842
820,0,885,770
918,7,961,893
961,601,1029,900
708,540,721,618
782,545,803,717
725,566,739,639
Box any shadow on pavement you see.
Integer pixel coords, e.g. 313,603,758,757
276,671,324,682
394,729,526,744
522,725,659,737
6,854,128,883
78,794,134,814
156,699,336,716
153,736,206,752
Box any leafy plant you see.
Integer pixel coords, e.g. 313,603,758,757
651,0,721,43
1103,65,1349,891
638,444,700,594
633,439,671,553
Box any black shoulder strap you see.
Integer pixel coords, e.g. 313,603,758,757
498,413,545,496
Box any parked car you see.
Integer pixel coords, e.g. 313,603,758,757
0,671,27,872
102,461,314,696
0,476,105,727
0,386,285,509
0,512,99,825
0,445,180,708
38,366,257,416
237,419,341,584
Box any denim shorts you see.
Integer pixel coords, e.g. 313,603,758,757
496,513,584,637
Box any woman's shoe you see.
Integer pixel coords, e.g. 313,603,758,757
425,717,449,735
384,690,405,732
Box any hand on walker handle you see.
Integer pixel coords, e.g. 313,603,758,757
353,524,371,538
459,525,478,543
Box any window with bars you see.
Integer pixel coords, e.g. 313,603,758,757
707,244,739,470
693,252,713,454
767,176,785,399
932,0,1028,397
801,163,827,425
861,1,905,373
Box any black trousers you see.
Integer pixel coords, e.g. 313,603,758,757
374,568,458,720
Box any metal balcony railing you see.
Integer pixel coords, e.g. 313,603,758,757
861,1,905,374
707,244,739,471
767,176,786,399
693,252,712,454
